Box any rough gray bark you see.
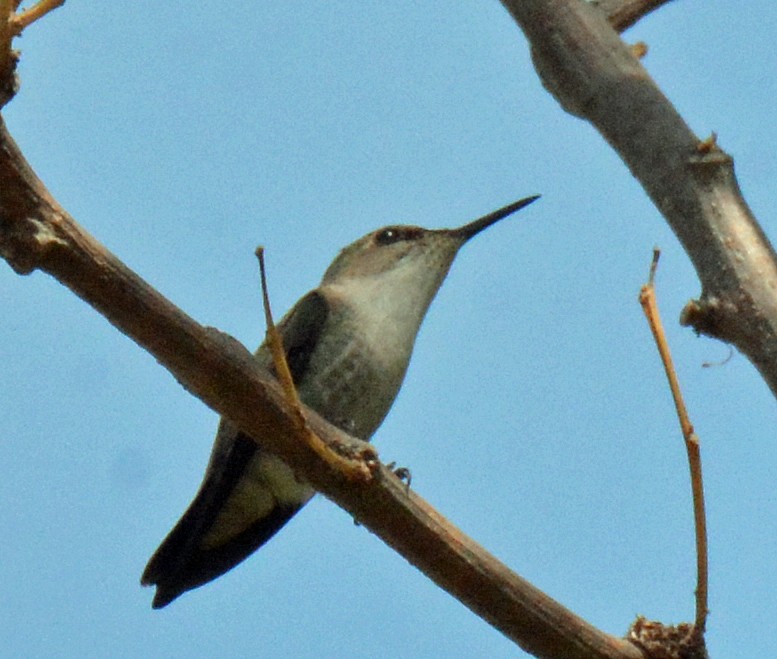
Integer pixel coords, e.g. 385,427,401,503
502,0,777,397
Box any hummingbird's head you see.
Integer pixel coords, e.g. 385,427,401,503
321,195,540,285
318,195,540,372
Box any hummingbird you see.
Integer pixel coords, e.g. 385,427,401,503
141,194,539,608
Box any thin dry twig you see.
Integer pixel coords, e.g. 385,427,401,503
255,246,375,482
639,249,709,638
8,0,65,36
256,247,299,403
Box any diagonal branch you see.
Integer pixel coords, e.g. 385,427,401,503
501,0,777,398
0,116,644,658
596,0,677,32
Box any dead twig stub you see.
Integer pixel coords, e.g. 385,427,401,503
638,249,709,644
255,247,376,482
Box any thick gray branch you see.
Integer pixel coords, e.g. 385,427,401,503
501,0,777,397
595,0,676,31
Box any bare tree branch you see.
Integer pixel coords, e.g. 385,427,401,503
595,0,677,32
0,116,644,658
501,0,777,398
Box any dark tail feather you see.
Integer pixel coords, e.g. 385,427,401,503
141,432,309,608
143,501,303,608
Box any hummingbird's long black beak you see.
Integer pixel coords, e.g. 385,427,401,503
452,194,540,241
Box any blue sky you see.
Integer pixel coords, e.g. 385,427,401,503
2,2,776,657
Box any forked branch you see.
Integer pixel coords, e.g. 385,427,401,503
8,0,65,35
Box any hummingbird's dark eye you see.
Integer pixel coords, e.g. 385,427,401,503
375,227,402,245
375,226,422,246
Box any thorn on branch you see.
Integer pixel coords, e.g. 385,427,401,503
629,41,648,59
696,132,718,155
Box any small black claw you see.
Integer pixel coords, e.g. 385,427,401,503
386,461,412,493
